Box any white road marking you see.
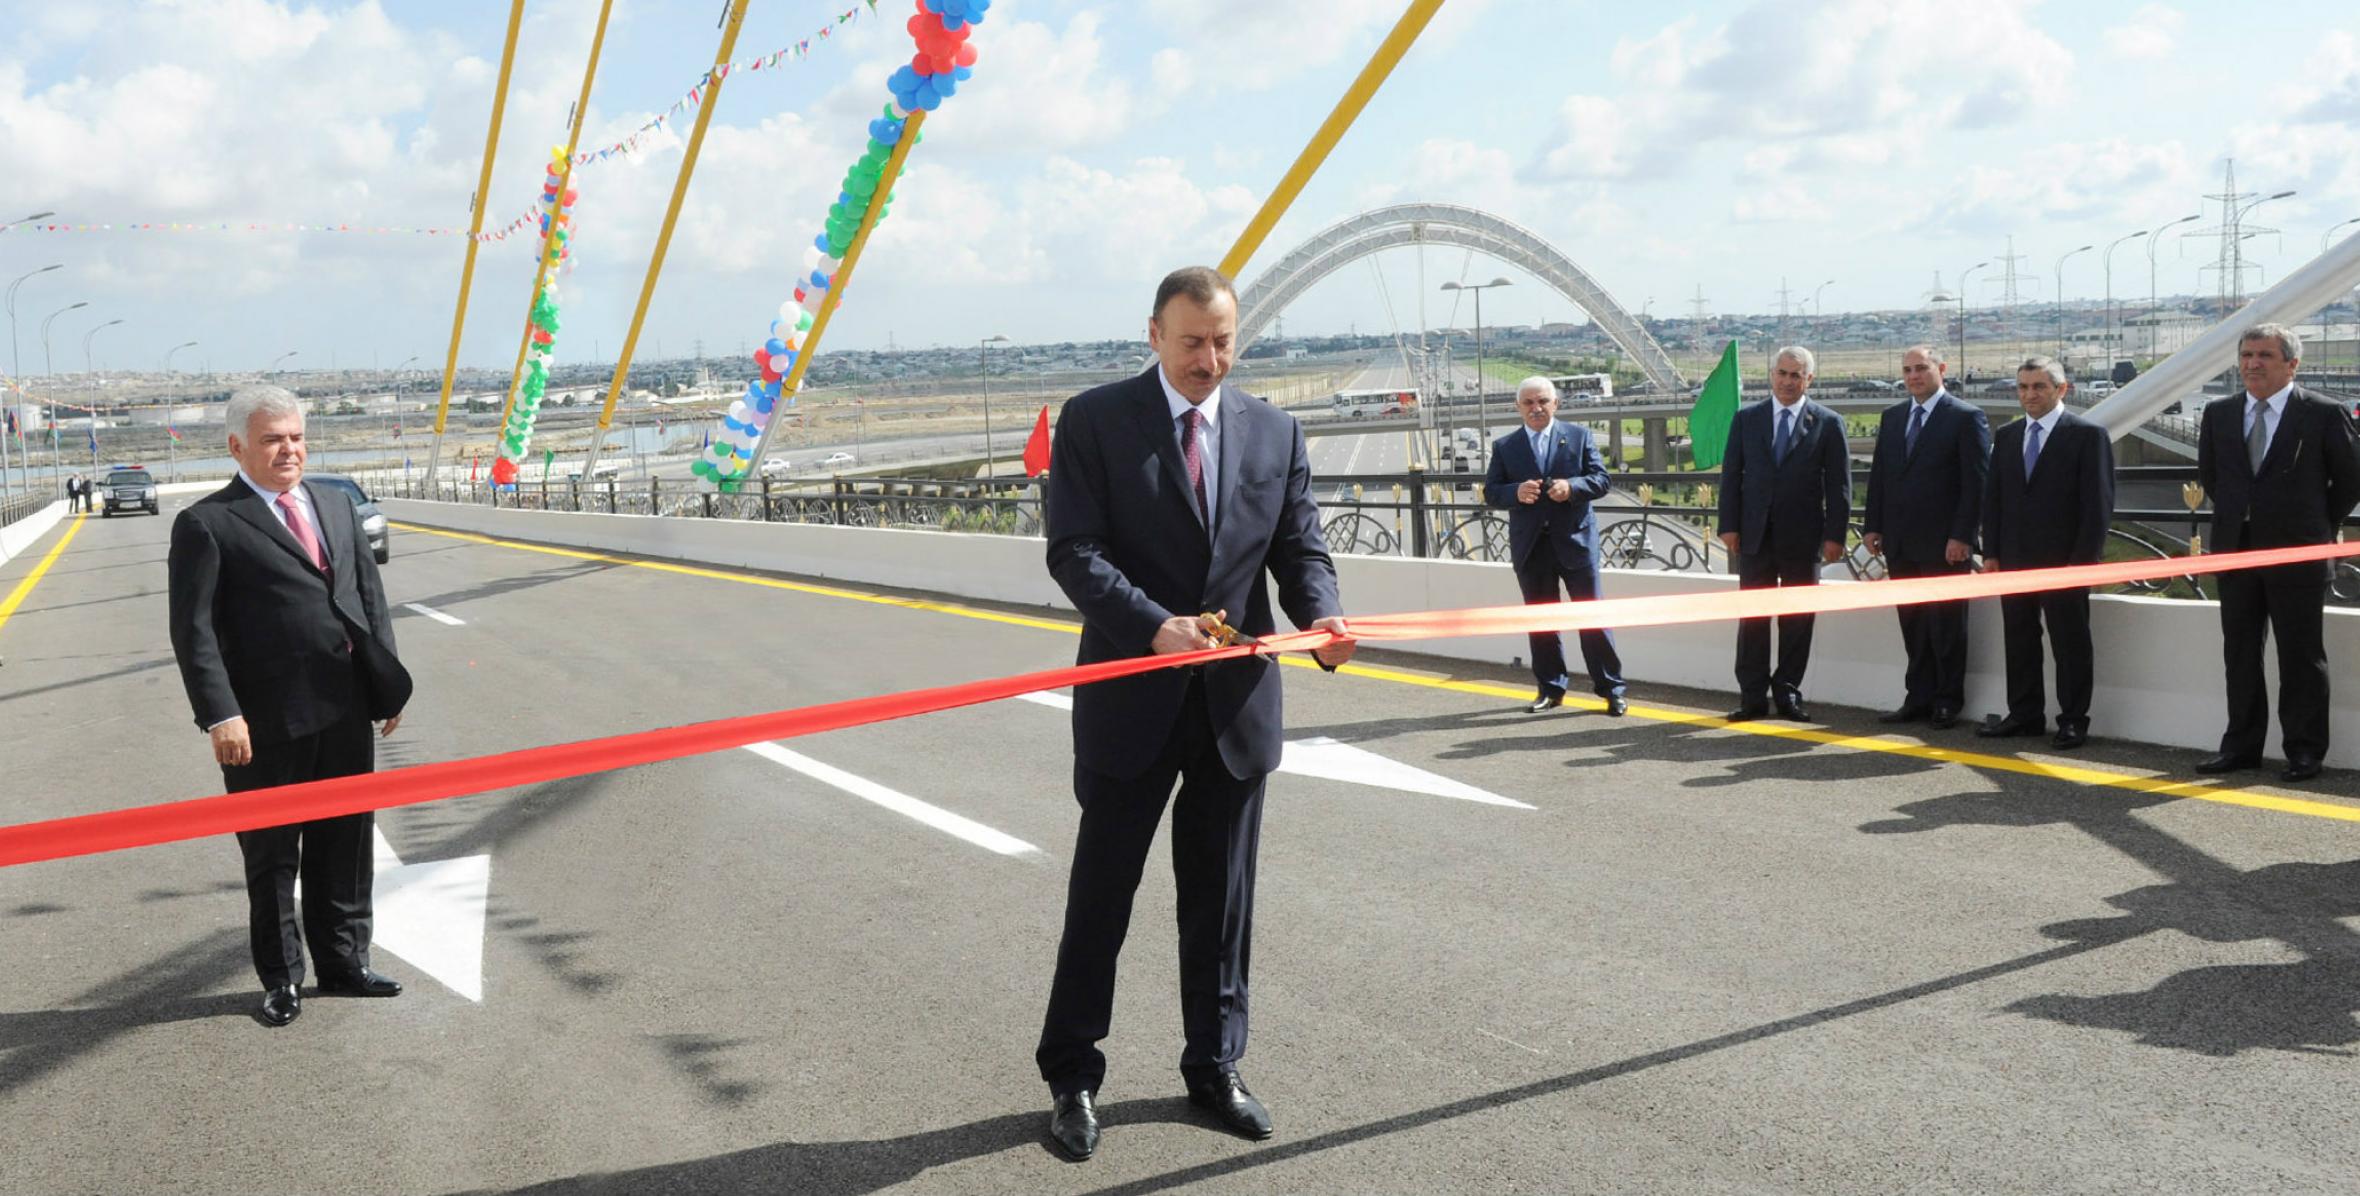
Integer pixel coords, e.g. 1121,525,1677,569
1011,691,1528,808
298,829,491,1001
743,742,1041,856
402,602,465,626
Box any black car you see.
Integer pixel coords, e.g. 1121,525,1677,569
101,467,159,516
307,472,391,563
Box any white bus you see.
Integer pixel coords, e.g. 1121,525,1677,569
1329,388,1420,418
1550,373,1614,402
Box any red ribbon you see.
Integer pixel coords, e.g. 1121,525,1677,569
2,541,2353,869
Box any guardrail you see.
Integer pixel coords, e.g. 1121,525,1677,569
381,466,2360,604
1,489,54,529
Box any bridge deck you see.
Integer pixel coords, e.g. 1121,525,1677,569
4,506,2359,1193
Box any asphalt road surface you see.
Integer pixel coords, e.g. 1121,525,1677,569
5,502,2360,1193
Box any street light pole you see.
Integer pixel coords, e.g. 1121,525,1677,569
165,341,198,482
81,318,122,469
2102,230,2146,377
271,350,299,375
1811,278,1835,339
979,334,1006,481
2145,213,2202,356
2051,244,2091,358
1956,261,1990,379
1441,277,1512,460
40,301,86,496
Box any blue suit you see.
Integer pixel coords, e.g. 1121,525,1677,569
1715,397,1852,704
1483,420,1625,698
1037,367,1343,1097
1862,391,1990,710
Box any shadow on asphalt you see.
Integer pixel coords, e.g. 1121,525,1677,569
1862,783,2360,1057
0,655,176,705
452,1097,1245,1195
0,928,254,1094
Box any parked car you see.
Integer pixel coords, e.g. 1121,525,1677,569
760,456,792,478
306,472,390,563
2081,379,2117,397
100,466,159,517
821,450,856,469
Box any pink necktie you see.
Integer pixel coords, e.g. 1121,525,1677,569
1180,408,1208,524
277,491,325,571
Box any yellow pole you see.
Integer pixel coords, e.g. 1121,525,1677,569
426,0,527,493
1215,0,1443,281
495,0,616,460
733,108,930,487
584,0,752,477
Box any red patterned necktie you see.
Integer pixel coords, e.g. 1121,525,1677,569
1180,408,1208,523
277,491,325,571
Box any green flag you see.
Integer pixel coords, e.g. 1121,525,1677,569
1686,340,1741,470
542,447,555,478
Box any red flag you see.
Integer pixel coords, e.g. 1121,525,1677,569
1022,405,1052,476
470,450,481,482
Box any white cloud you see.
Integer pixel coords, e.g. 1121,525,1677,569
1142,0,1493,90
1529,0,2073,182
2104,4,2184,61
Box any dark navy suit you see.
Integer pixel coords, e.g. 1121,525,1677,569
1862,391,1989,711
1982,410,2114,729
1716,397,1852,704
2196,385,2360,760
1482,420,1624,699
1036,367,1342,1097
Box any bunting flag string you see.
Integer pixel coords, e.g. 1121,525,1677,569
0,2,886,247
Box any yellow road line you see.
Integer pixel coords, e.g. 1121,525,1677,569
393,520,2360,825
0,513,87,637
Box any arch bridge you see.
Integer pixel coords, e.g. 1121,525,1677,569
1235,203,1689,395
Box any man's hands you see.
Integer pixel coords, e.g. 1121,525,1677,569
1943,538,1973,565
1515,479,1573,505
1862,531,1884,556
1820,540,1844,564
210,717,252,767
379,713,402,738
1719,532,1740,554
1310,616,1356,668
1153,611,1229,655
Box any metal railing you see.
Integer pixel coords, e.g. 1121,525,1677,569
1,489,57,529
380,466,2360,604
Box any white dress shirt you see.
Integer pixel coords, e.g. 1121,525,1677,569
239,468,330,566
1158,366,1221,522
2244,381,2292,460
2020,404,2063,466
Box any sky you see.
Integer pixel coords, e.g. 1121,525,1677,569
2,0,2357,374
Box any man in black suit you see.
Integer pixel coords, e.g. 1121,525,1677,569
168,386,412,1027
2193,324,2360,781
1035,267,1353,1161
1717,346,1852,722
1978,356,2114,750
1862,345,1989,729
1483,376,1627,716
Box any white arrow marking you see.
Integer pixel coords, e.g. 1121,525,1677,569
1011,691,1529,808
402,602,465,626
743,743,1041,856
369,828,491,1001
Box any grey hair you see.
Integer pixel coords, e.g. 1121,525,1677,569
1516,375,1558,400
1903,343,1947,367
2239,322,2303,362
1772,345,1816,374
225,385,305,443
2016,355,2068,386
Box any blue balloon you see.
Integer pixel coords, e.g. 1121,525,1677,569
953,65,972,81
765,337,787,357
809,269,830,289
923,0,944,11
944,15,964,30
755,396,774,415
934,72,958,98
761,379,782,398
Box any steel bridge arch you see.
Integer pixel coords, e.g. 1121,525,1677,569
1235,203,1688,394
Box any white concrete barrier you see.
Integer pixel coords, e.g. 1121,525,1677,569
0,502,69,567
382,497,2360,767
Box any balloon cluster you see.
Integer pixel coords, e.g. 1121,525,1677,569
693,0,990,487
492,147,579,485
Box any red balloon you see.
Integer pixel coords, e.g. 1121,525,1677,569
793,288,807,304
911,52,933,76
761,363,783,383
563,189,578,205
930,52,956,73
907,13,927,34
955,42,977,67
753,348,771,370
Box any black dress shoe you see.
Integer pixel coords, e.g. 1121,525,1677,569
1186,1072,1273,1140
1048,1090,1099,1161
258,985,300,1027
1775,695,1810,722
1526,692,1563,714
1604,694,1628,717
1928,705,1960,730
1976,714,2045,739
2050,725,2088,750
2195,752,2261,775
2282,755,2324,782
317,968,403,998
1877,704,1931,725
1726,703,1770,722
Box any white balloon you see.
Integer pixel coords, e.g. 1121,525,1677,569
802,245,823,270
778,300,801,323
